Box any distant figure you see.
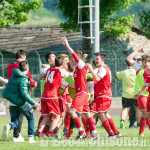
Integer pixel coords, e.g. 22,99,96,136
116,60,140,129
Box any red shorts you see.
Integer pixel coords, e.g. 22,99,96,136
137,95,147,110
65,94,72,104
91,97,112,112
70,92,89,113
147,95,150,112
41,98,61,116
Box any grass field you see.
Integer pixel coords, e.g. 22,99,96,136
0,117,150,150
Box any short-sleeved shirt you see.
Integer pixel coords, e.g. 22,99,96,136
94,65,112,98
117,68,136,98
143,70,150,93
42,68,69,99
133,62,149,96
72,53,89,95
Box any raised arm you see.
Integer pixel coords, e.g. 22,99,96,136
126,48,144,65
61,37,74,54
86,63,101,82
0,76,8,84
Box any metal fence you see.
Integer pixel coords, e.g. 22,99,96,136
0,39,129,98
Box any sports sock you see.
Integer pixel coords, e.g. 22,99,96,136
139,117,146,135
102,120,114,136
146,118,150,130
87,117,97,134
73,117,84,133
64,112,71,129
108,118,119,134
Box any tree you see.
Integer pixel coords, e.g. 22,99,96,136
54,0,146,37
0,0,44,28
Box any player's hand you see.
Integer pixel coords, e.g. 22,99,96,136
83,54,88,59
41,64,47,68
86,63,93,70
138,48,144,53
33,102,39,108
61,37,69,47
134,94,139,99
30,82,37,90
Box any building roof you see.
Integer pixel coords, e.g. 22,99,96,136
0,25,81,53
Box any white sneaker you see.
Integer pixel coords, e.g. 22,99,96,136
2,124,10,140
106,135,116,139
29,136,37,143
13,134,24,142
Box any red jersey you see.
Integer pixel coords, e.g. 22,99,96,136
42,68,62,98
94,65,112,98
7,59,36,86
72,53,89,95
143,70,150,92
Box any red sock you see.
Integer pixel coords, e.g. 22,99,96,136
87,117,96,133
139,117,146,135
37,116,43,131
102,120,114,136
36,131,42,137
108,118,119,135
64,112,71,129
86,127,90,136
81,117,88,129
46,131,53,137
73,117,83,133
42,125,49,134
146,118,150,130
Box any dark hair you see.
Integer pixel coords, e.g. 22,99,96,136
74,50,82,59
16,50,27,59
141,54,149,62
94,52,107,60
55,56,64,67
67,62,74,72
126,60,131,67
45,51,55,63
92,60,96,68
19,60,28,71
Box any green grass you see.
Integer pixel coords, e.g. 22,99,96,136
0,117,150,150
20,7,65,26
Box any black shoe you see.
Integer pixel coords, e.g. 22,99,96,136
76,132,85,140
63,128,69,133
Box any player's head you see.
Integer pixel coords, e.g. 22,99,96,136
55,56,64,67
74,50,82,59
45,51,56,65
94,52,106,67
126,60,132,67
141,54,149,69
19,60,29,72
145,55,150,70
60,54,69,69
16,50,27,60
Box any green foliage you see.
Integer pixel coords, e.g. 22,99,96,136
0,0,44,28
139,10,150,38
54,0,146,37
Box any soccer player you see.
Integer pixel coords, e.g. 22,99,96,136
36,56,70,139
7,50,37,142
2,61,39,143
127,48,150,136
116,61,140,129
61,37,98,140
86,53,120,138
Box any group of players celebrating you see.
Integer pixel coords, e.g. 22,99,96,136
34,37,121,140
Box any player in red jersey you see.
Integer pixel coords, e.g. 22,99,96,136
36,56,70,139
87,52,120,139
134,55,150,135
7,50,37,142
61,37,98,140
